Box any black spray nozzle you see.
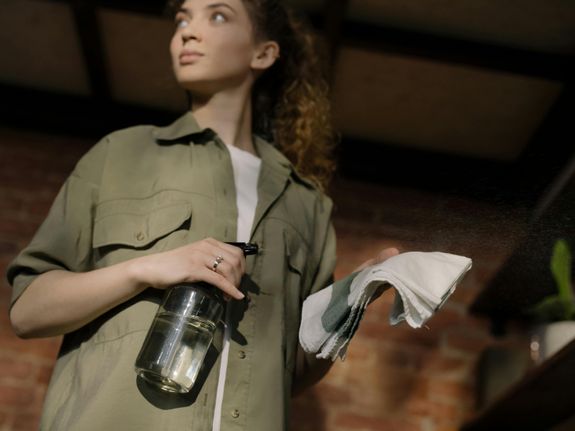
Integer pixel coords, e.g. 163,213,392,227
225,242,259,256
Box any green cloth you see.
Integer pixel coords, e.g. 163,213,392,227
6,111,337,431
321,271,358,332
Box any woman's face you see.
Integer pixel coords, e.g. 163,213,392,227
170,0,267,96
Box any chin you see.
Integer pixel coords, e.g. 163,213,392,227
179,73,247,94
177,79,220,98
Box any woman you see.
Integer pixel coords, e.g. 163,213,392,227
7,0,397,429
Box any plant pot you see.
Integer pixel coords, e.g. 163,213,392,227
530,321,575,364
476,345,532,408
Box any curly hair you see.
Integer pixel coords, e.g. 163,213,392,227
165,0,337,191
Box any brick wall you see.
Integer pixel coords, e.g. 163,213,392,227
0,126,529,431
0,127,92,431
291,179,531,431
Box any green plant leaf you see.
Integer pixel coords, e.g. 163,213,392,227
529,294,575,322
551,239,573,302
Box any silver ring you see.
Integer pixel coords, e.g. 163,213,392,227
212,255,224,272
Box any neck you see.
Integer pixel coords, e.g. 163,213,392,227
190,83,257,155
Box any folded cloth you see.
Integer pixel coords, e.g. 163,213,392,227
299,251,472,361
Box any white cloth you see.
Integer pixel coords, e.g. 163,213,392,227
212,143,261,431
299,251,473,361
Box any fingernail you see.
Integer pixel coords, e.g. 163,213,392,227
237,291,245,299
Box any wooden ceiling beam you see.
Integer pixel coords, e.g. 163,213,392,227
70,0,111,100
53,0,572,81
511,76,575,209
325,19,572,82
51,0,166,16
320,0,350,80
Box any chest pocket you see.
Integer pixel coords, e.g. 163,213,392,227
92,191,192,264
256,219,309,294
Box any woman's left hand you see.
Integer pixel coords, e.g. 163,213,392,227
351,247,400,273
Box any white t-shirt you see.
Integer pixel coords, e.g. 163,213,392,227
227,143,262,242
212,143,261,431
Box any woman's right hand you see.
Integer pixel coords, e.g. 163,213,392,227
131,237,246,300
10,237,246,338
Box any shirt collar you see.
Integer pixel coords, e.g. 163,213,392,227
253,135,318,190
152,110,317,189
152,110,210,141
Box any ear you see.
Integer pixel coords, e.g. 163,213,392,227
251,40,280,71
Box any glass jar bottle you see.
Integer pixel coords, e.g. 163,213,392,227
134,242,258,393
135,282,224,393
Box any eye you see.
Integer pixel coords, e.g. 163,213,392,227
211,11,227,23
175,17,188,29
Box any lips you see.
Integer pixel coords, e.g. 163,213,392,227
179,49,204,64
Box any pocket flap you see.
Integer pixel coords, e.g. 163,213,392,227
93,194,192,248
283,229,307,276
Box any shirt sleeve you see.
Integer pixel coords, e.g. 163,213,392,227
303,192,337,300
5,136,109,309
293,192,337,390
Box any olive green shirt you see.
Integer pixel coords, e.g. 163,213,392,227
6,111,337,431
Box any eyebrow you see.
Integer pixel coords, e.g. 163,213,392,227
177,2,237,16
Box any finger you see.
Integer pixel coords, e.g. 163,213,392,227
203,239,244,267
204,238,245,258
197,266,245,300
208,258,242,287
205,241,245,281
204,250,243,287
354,258,376,272
376,247,400,263
206,253,223,273
204,238,245,261
215,241,246,274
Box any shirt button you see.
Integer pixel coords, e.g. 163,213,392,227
135,232,145,241
231,409,240,418
238,350,246,359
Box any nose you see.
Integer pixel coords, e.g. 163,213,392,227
180,20,201,43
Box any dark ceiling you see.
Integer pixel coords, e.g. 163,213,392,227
1,0,574,210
